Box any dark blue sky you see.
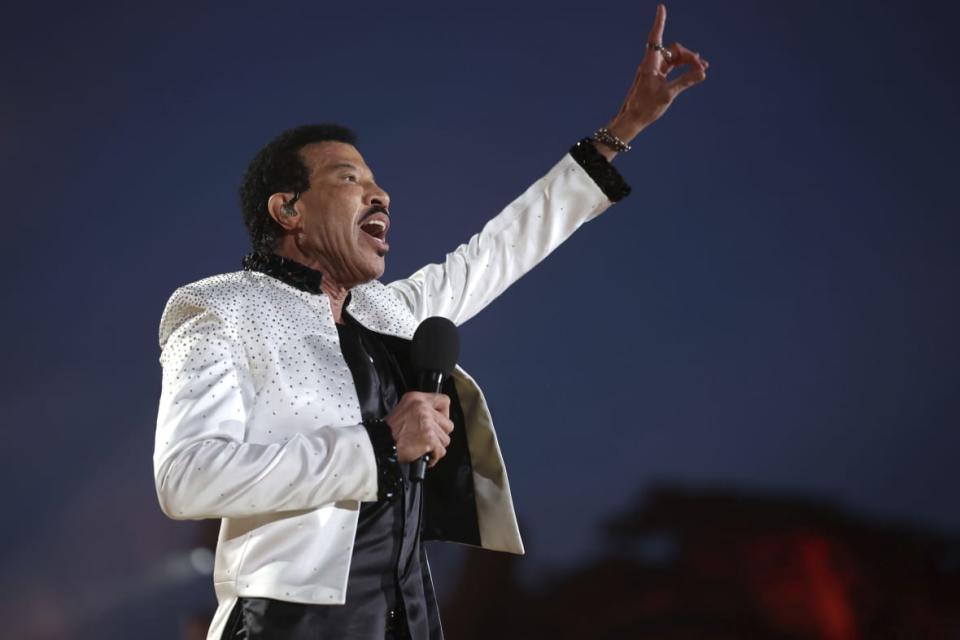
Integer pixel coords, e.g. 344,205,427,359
2,1,958,636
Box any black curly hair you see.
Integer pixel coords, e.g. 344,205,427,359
239,123,358,253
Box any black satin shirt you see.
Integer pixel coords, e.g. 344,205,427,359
334,312,443,640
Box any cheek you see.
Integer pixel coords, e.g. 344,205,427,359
307,211,355,250
320,219,353,244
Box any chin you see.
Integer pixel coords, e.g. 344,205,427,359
362,258,386,282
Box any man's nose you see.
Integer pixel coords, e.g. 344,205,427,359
366,184,390,211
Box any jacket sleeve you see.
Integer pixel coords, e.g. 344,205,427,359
153,289,379,521
387,147,629,326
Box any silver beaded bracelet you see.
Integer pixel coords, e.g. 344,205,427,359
591,127,631,153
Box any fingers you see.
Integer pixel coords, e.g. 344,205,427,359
666,62,708,97
660,42,708,74
433,410,453,433
652,40,707,98
389,390,456,464
430,392,451,416
416,394,453,432
402,391,450,414
641,4,668,73
425,411,453,465
648,4,666,48
428,400,453,465
427,427,451,466
397,426,449,466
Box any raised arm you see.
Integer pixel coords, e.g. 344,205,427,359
389,4,708,324
387,145,629,325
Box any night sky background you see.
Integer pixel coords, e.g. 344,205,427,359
2,0,958,637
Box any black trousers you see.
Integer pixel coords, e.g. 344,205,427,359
221,597,412,640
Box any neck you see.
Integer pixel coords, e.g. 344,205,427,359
320,278,350,324
273,243,352,324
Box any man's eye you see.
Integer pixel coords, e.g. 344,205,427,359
344,175,358,182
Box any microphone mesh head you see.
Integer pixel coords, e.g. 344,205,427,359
410,316,460,375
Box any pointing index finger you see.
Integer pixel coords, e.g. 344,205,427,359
649,4,666,45
642,4,668,71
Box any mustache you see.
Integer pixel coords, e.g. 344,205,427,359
360,205,390,222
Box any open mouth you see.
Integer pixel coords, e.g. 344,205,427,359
358,213,390,255
359,218,387,240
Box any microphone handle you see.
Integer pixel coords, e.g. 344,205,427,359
412,371,444,482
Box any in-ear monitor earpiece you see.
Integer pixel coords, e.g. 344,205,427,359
282,191,301,216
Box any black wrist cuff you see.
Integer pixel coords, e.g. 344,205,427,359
362,419,402,502
569,138,632,202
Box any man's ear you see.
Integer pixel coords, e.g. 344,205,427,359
267,193,299,231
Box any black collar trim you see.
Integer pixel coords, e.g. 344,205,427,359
241,251,324,295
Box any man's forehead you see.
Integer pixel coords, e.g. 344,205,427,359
300,141,370,174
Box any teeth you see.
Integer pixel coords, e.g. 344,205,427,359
360,219,387,242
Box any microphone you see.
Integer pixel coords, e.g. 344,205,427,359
409,316,460,482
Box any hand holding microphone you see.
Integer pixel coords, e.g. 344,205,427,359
383,316,460,482
383,392,454,467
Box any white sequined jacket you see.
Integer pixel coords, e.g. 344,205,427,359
154,149,625,636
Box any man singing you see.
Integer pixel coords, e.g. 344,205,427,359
153,6,708,639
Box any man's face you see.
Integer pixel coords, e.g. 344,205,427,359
294,141,391,286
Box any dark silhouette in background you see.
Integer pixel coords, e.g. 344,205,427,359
439,486,960,640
